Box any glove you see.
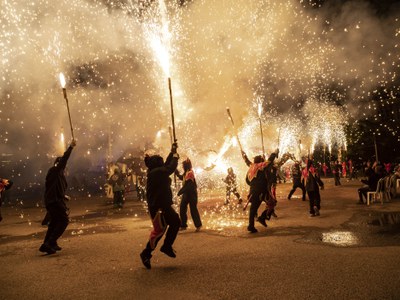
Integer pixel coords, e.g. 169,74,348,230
171,142,178,154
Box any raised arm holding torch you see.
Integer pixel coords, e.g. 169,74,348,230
59,73,75,140
226,107,244,153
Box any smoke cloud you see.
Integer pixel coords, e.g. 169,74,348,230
1,0,399,193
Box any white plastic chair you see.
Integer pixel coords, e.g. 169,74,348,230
367,178,385,206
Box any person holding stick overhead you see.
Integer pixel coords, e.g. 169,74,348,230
242,149,279,233
39,139,76,254
140,143,180,269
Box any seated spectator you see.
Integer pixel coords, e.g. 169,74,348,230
357,162,385,204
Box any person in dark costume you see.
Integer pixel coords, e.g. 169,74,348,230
108,168,126,208
39,139,76,254
0,178,13,222
357,162,384,204
268,163,279,218
223,167,243,205
140,143,180,269
304,160,324,217
287,162,306,201
242,149,279,233
333,160,341,186
175,158,202,231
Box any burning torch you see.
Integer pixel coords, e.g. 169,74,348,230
226,107,244,153
59,73,75,140
168,77,177,143
257,101,265,156
168,78,177,187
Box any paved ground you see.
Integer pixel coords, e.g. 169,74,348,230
1,179,400,299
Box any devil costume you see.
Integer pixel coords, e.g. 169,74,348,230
242,150,278,233
287,162,306,201
140,144,180,269
223,167,243,205
304,161,324,216
176,159,202,231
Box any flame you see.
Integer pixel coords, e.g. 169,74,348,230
257,101,262,118
59,72,66,88
204,136,234,170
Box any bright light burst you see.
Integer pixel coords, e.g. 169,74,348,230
0,0,399,202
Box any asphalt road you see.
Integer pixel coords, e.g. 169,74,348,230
1,179,400,299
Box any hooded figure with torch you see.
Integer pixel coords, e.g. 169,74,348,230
139,77,181,269
38,73,77,254
226,107,278,232
39,139,76,255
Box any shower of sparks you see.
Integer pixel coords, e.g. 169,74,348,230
1,0,399,229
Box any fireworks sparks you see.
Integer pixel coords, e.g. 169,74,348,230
0,0,398,197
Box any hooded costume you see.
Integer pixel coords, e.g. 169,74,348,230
140,146,180,269
176,158,202,230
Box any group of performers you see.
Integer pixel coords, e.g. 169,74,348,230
1,136,325,270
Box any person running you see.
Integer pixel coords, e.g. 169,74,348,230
242,149,278,233
39,139,76,254
140,143,180,269
287,162,306,201
175,158,202,232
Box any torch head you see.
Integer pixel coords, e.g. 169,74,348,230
59,73,66,88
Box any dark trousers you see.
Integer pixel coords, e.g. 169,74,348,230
226,186,241,203
144,206,180,254
288,180,306,200
358,186,370,203
43,202,69,246
113,190,124,207
307,191,321,214
248,192,263,229
259,197,277,220
334,175,341,186
180,197,202,228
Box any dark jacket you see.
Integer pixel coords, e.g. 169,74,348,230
176,170,197,201
305,169,324,192
361,170,381,191
292,164,302,183
245,153,277,195
44,146,73,206
146,152,178,210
